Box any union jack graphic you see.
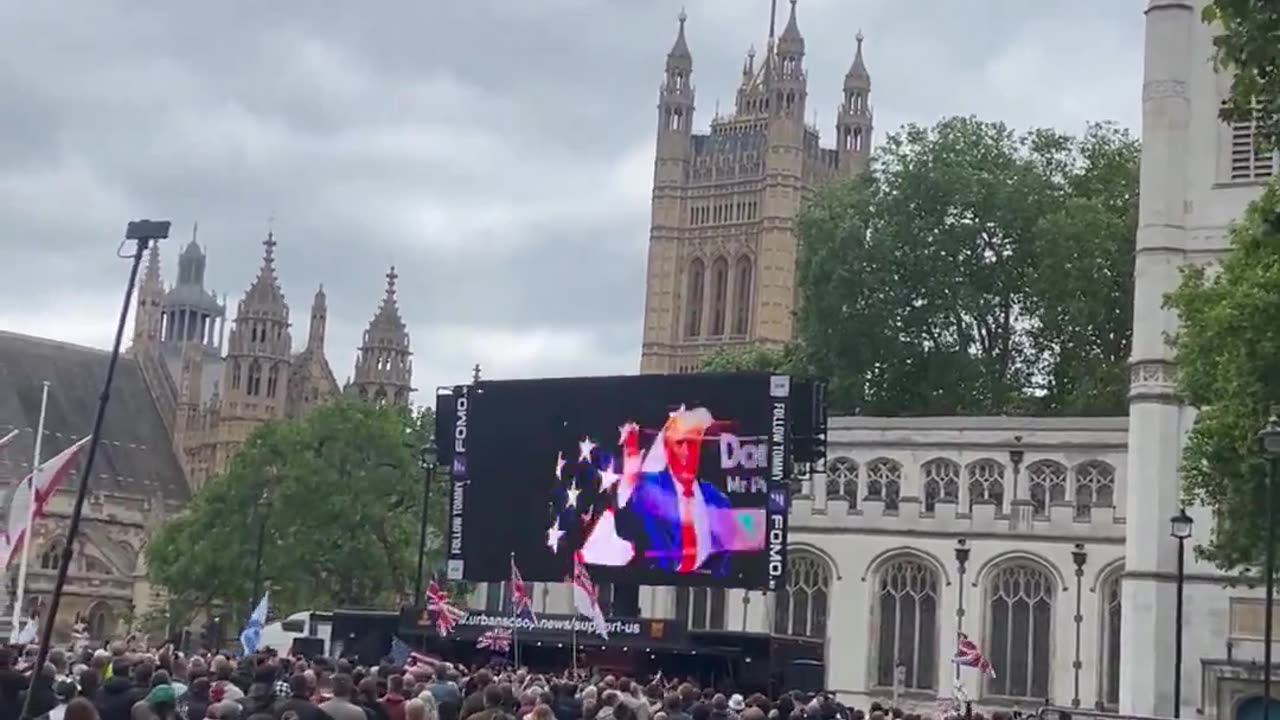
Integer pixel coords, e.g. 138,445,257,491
476,627,513,653
510,556,536,622
425,578,466,637
953,633,996,678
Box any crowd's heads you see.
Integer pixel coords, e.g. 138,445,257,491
482,684,504,709
406,698,427,720
331,673,354,699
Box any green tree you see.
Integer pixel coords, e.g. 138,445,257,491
698,346,794,373
1204,1,1280,149
794,117,1138,416
1166,183,1280,572
147,399,444,623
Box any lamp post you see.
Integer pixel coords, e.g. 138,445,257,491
414,440,437,603
1169,508,1193,718
21,220,171,720
1258,416,1280,716
250,486,271,615
954,539,971,683
1070,543,1087,708
1009,437,1024,501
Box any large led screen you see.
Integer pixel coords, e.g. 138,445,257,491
439,373,792,590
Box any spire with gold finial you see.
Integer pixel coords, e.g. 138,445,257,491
349,265,413,406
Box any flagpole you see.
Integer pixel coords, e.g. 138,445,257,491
509,551,519,669
11,381,49,637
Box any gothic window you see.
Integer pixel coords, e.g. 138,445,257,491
685,259,705,338
1228,109,1277,181
231,361,242,391
1100,569,1123,708
773,552,831,640
732,256,753,335
676,587,726,631
825,457,858,505
247,360,263,397
966,459,1006,513
266,364,280,399
709,257,729,336
865,458,903,511
1073,460,1116,519
484,582,509,613
986,563,1054,699
1026,460,1068,517
374,388,388,406
922,458,960,513
39,541,63,571
875,557,939,690
854,127,864,152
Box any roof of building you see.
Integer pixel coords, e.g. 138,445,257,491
0,331,190,504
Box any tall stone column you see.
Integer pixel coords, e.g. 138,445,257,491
1120,1,1194,716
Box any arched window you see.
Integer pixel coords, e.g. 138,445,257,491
966,459,1006,513
732,257,753,336
266,364,280,398
825,457,858,504
675,587,726,631
1026,460,1068,517
986,563,1054,698
865,458,903,511
709,257,729,336
875,557,939,690
922,458,960,513
773,552,831,640
39,541,63,571
1100,569,1123,708
1073,460,1116,519
246,360,263,397
685,259,705,338
230,360,242,390
374,388,388,406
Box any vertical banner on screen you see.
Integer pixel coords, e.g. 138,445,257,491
446,384,470,580
766,374,791,591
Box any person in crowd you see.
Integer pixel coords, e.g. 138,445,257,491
458,671,492,720
319,675,368,720
380,675,408,720
237,667,277,719
182,678,210,720
66,697,101,720
466,686,510,720
357,677,388,720
273,673,327,720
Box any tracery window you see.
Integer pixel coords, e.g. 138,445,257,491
966,459,1006,513
39,541,63,571
709,257,729,336
1100,570,1123,708
246,360,263,397
922,458,960,513
986,563,1054,698
864,458,902,511
732,256,753,336
1073,460,1116,519
685,259,705,338
825,457,858,505
1026,460,1068,517
875,557,939,690
266,364,280,398
773,552,831,640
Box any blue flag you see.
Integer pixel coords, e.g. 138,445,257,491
239,592,269,655
389,636,411,667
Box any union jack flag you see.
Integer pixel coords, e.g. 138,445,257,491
476,627,513,653
510,556,536,622
953,633,996,677
425,578,466,637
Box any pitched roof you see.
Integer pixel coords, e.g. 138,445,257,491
0,331,190,504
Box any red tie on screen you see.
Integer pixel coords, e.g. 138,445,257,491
678,482,696,572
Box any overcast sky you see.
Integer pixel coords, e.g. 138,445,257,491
0,1,1142,400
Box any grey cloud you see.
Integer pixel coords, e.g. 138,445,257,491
0,0,1140,395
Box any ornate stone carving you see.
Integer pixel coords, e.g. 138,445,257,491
1142,80,1189,101
1129,361,1176,386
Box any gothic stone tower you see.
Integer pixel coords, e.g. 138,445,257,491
347,266,413,406
638,0,872,373
287,285,340,418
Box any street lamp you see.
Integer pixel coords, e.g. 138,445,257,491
250,485,271,616
1071,544,1087,708
1009,437,1024,502
414,440,438,603
1258,415,1280,716
954,539,971,684
1169,508,1193,718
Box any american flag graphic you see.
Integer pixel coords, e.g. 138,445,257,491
510,556,536,621
953,633,996,677
425,578,466,637
476,627,513,653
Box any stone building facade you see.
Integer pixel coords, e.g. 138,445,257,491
638,1,873,373
131,232,415,491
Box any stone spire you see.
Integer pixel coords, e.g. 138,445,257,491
131,242,164,350
668,9,691,65
836,30,873,176
347,266,413,406
223,231,292,417
846,31,870,85
241,232,286,312
306,285,327,353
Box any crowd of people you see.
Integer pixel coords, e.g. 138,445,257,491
0,641,996,720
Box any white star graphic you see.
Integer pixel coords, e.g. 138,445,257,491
578,437,597,462
565,482,581,509
546,518,564,553
599,468,621,492
555,451,566,480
